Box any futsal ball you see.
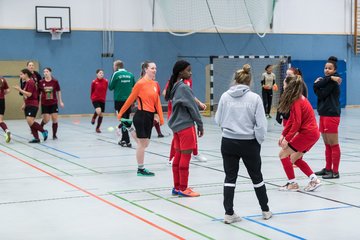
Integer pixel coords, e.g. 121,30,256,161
273,84,278,92
107,126,115,132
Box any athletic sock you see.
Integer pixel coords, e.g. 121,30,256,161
294,157,313,177
40,120,46,127
96,116,103,129
331,144,341,173
281,157,295,180
153,120,161,135
32,122,45,132
0,122,8,132
138,164,144,170
52,122,58,137
178,153,191,191
325,144,332,170
30,125,39,139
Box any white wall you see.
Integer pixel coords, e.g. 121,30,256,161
0,0,355,34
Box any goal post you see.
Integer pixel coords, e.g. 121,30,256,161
208,55,291,114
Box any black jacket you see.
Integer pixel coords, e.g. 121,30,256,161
313,74,341,117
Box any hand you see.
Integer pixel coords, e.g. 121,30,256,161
331,76,342,85
197,128,204,137
198,102,207,110
278,135,284,147
314,77,323,83
154,114,160,123
59,101,65,108
13,85,20,91
280,138,288,150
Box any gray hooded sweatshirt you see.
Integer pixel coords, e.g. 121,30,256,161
168,80,203,133
214,84,267,144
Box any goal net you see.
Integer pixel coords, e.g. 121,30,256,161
210,56,290,112
155,0,275,37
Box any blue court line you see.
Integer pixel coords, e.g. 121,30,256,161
12,133,80,158
242,205,353,240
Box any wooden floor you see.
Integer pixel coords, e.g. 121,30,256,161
1,108,360,240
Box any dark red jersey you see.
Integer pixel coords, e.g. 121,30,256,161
39,78,61,106
24,79,39,107
0,77,9,99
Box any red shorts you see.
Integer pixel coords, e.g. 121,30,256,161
173,126,196,151
288,130,320,153
319,116,340,134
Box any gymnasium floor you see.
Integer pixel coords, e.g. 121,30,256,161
1,108,359,240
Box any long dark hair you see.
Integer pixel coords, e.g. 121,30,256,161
278,75,303,113
165,60,190,101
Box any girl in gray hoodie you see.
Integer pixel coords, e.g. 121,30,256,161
215,64,272,224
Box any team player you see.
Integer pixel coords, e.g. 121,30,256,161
0,76,11,143
38,67,64,139
261,64,276,118
14,69,48,143
165,60,204,197
163,77,207,165
19,61,42,96
314,56,342,179
215,64,271,223
117,61,164,176
90,69,108,133
278,75,321,191
109,60,135,147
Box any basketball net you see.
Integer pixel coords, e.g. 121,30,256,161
50,28,63,40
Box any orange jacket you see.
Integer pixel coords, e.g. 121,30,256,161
117,77,164,125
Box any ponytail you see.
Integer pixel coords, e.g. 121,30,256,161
165,60,191,101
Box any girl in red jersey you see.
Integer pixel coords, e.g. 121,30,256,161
165,60,204,197
0,76,11,143
14,69,48,143
278,75,321,192
90,69,108,133
39,67,64,139
19,61,42,97
314,56,342,179
118,61,164,176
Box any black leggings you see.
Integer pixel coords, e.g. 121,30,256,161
221,137,269,215
262,89,273,115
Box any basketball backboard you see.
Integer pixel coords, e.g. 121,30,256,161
35,6,71,33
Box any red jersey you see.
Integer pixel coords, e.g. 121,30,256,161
0,77,9,99
39,78,61,106
24,79,39,107
91,78,108,103
282,95,319,142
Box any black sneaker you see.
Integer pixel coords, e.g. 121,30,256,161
29,139,40,143
53,135,58,140
137,168,155,176
323,171,340,179
118,140,132,148
315,168,331,176
158,134,164,138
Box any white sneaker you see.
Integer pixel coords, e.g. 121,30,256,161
192,154,207,162
279,182,299,192
262,211,272,220
304,178,321,192
224,213,242,224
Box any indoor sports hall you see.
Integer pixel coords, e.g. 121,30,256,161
1,1,360,239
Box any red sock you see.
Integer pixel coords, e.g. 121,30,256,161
172,151,181,190
325,144,332,170
153,120,161,135
294,157,313,177
0,122,8,132
96,116,103,129
281,157,295,180
331,144,341,173
179,153,192,191
52,122,58,137
92,112,97,120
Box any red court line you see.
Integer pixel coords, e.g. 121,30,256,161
0,149,185,240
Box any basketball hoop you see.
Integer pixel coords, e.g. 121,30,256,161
50,28,63,40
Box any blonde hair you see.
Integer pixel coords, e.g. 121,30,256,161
234,64,251,85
